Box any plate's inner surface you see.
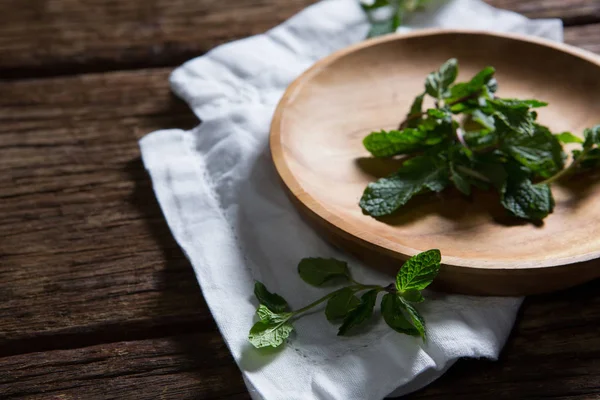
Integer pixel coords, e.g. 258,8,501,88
278,33,600,268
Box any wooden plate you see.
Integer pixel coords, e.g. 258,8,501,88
270,29,600,295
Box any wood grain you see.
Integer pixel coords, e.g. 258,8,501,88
0,333,249,399
0,280,597,399
0,0,596,78
271,30,600,295
1,0,599,399
566,23,600,54
488,0,600,25
0,69,209,352
0,0,318,78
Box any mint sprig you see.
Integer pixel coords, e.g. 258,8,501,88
361,0,439,38
360,58,600,221
248,250,441,348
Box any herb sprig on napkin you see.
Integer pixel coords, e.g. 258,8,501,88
360,58,600,221
362,0,437,37
249,249,441,348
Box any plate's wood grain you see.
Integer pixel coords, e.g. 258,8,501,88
271,30,600,295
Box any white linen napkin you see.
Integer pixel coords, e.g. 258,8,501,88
139,1,562,398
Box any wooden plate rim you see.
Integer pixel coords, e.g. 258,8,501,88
270,28,600,271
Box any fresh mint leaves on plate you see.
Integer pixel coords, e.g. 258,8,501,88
248,250,441,348
360,58,600,221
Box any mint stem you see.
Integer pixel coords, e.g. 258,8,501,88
292,284,381,316
399,91,481,129
537,146,591,185
456,165,492,183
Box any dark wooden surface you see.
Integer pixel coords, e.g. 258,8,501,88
1,0,599,398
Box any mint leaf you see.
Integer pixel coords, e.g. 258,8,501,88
406,93,425,128
325,287,361,322
400,298,426,339
425,58,458,99
471,109,495,130
501,165,554,220
254,281,289,313
401,289,425,303
491,99,534,136
363,128,428,157
464,130,498,151
450,162,471,195
504,124,565,178
584,125,600,148
248,320,294,348
360,155,449,217
475,158,508,190
381,293,420,336
256,305,291,323
396,249,441,292
556,132,583,144
447,66,495,102
297,258,350,286
367,16,400,38
338,289,379,336
426,108,452,122
495,99,548,108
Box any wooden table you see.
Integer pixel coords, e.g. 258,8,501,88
1,1,599,398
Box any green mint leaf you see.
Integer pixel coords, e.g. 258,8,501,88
555,132,583,144
396,249,441,292
504,124,565,178
584,125,600,148
496,99,548,108
491,99,534,136
408,93,425,119
425,58,457,98
256,304,291,324
450,162,471,195
254,281,289,313
381,293,420,336
574,147,600,169
248,320,294,348
401,289,425,303
325,287,361,322
297,258,350,286
475,158,508,190
367,16,400,38
486,77,498,93
464,130,498,151
501,164,555,220
471,109,495,130
363,128,428,157
426,108,452,123
360,155,449,217
400,297,426,339
338,289,379,336
446,66,495,103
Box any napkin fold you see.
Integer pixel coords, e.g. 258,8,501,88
140,1,562,398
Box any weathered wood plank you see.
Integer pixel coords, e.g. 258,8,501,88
0,333,249,399
0,0,318,78
0,0,596,78
565,23,600,54
488,0,600,25
0,281,598,399
408,279,600,399
0,69,207,352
